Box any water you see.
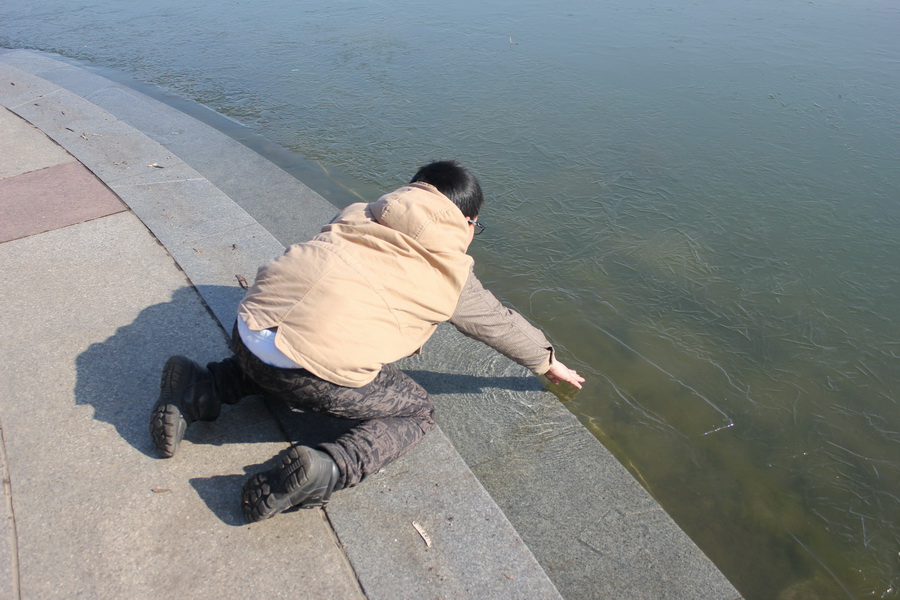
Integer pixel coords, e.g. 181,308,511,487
3,1,899,597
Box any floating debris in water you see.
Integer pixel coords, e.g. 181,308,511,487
702,422,735,436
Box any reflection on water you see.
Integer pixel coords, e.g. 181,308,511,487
3,0,898,597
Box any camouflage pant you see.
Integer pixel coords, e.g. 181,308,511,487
207,326,435,488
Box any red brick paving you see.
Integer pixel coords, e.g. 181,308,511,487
0,161,126,243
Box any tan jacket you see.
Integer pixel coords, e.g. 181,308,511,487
238,183,474,387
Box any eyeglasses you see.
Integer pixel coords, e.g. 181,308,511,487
467,219,485,236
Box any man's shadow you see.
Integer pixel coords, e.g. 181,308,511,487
402,370,543,395
74,286,258,456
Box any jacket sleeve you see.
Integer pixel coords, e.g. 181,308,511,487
449,269,554,375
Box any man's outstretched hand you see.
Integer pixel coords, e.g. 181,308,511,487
545,359,585,389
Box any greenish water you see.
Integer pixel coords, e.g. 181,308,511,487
3,1,898,597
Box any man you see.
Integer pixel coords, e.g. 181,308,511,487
150,160,584,523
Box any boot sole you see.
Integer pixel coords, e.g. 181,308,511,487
241,446,338,523
149,356,191,458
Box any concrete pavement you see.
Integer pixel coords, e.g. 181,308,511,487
0,48,742,599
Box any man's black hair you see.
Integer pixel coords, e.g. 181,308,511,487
410,160,484,218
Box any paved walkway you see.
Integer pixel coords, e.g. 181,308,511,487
0,49,742,599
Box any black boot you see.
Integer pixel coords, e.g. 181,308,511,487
241,445,340,523
149,355,222,458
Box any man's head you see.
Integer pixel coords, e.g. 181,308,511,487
410,160,484,219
